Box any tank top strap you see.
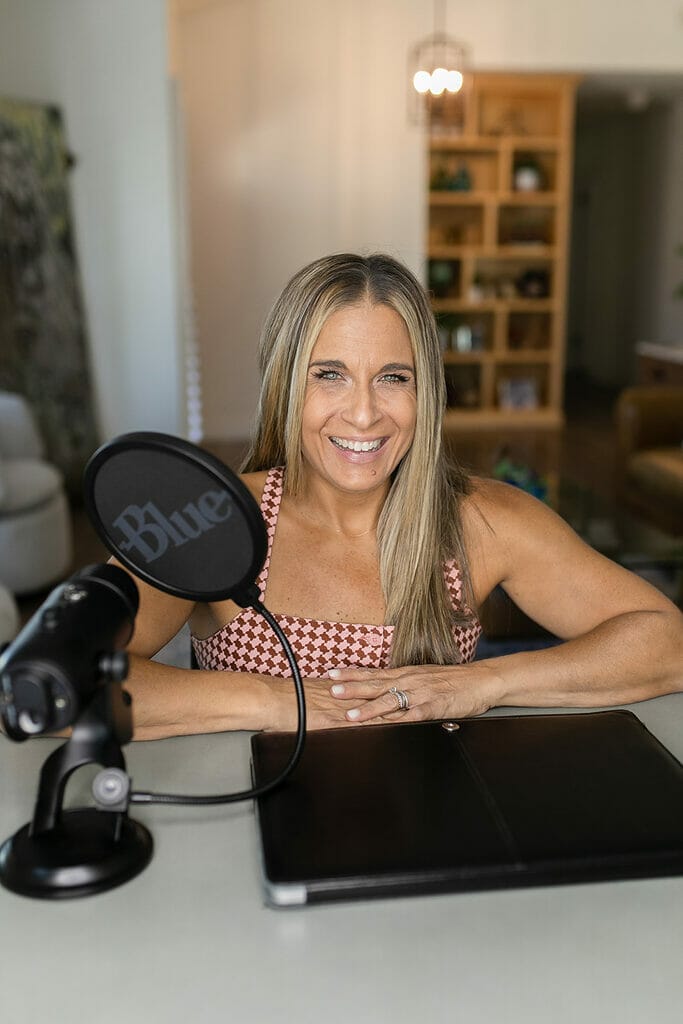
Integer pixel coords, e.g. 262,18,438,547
254,466,285,600
444,558,466,611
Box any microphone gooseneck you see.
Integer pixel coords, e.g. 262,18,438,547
130,599,307,805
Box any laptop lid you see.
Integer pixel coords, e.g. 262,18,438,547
251,711,683,907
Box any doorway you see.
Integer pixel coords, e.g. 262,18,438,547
566,74,683,396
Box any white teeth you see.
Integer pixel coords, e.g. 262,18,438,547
331,437,383,452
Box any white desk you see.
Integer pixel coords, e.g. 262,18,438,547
1,697,682,1024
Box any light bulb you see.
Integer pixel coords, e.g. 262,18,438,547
446,70,464,93
430,67,448,96
413,70,431,94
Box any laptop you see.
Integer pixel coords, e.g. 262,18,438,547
251,710,683,907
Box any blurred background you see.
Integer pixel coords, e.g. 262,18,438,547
1,0,681,638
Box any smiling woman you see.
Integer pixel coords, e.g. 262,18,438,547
117,253,683,739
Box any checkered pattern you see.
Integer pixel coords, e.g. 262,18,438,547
192,467,482,677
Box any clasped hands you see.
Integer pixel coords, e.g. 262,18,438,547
290,662,502,730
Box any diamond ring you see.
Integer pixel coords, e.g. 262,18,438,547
389,686,409,711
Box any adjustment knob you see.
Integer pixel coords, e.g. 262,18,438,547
92,768,131,810
98,651,129,683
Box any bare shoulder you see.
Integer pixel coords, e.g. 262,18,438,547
461,474,553,541
240,470,269,505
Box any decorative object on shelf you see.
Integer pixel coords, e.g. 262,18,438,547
516,268,550,298
487,105,527,137
467,276,485,302
430,161,451,190
492,449,548,502
497,277,517,300
428,259,456,298
408,0,470,132
430,159,471,191
449,162,471,191
497,377,539,410
513,155,543,192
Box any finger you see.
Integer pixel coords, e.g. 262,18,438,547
329,678,390,700
328,667,399,683
345,689,409,723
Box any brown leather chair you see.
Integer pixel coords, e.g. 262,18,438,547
615,387,683,536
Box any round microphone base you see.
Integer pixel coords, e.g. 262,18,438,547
0,808,153,899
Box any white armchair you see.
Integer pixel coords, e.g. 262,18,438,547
0,391,73,595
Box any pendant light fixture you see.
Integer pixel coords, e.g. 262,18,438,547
408,0,470,132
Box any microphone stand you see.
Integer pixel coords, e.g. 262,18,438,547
0,674,153,899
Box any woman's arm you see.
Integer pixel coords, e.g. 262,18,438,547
116,560,358,738
328,479,683,722
109,559,272,738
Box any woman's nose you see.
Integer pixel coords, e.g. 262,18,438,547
342,383,381,428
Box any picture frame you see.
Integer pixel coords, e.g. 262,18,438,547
497,376,539,410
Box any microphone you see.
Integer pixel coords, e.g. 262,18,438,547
0,432,305,900
82,433,306,806
0,564,139,741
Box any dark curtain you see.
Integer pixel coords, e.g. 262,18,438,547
0,97,98,494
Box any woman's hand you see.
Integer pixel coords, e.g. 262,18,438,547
325,663,503,725
265,676,374,731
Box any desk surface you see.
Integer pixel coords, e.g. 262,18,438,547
1,697,682,1024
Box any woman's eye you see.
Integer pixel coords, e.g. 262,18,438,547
380,373,411,384
312,369,342,381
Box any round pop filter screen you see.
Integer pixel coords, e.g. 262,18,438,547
83,433,267,605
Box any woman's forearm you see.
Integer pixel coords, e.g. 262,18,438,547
124,655,280,739
311,608,683,726
484,608,683,710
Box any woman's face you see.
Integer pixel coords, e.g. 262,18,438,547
300,301,417,495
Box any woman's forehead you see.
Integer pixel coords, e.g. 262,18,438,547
310,302,413,363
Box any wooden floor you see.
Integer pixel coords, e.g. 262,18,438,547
16,377,619,625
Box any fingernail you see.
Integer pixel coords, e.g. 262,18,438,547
328,669,341,679
346,708,361,721
330,684,345,696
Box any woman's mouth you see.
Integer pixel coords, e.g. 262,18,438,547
329,436,386,453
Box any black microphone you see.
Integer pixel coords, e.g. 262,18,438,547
0,564,139,741
83,432,307,807
0,433,304,900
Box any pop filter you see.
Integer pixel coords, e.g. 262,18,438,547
83,432,267,606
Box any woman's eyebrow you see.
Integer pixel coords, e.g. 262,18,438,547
308,360,415,373
380,362,415,373
309,359,346,369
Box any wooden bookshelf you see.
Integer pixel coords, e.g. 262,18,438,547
426,72,579,430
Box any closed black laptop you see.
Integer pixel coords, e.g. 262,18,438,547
251,711,683,906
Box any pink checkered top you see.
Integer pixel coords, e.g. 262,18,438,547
191,467,481,677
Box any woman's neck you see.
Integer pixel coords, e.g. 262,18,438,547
292,470,389,540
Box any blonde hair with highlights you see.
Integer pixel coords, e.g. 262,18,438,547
242,253,473,665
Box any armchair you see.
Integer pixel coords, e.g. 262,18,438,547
0,391,73,595
615,387,683,536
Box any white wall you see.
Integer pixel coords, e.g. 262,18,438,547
175,0,426,440
176,0,683,440
0,0,184,441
